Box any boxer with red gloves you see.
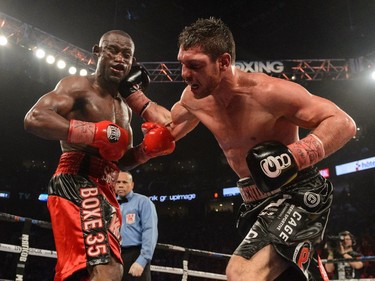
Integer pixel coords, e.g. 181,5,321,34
24,30,174,281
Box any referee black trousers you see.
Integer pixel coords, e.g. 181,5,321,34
121,246,151,281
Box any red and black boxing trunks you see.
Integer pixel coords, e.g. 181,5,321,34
47,152,122,281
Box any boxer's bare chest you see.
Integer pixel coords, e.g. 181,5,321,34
73,91,130,130
186,93,295,177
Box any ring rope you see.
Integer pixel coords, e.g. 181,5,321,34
0,243,57,258
321,256,375,263
0,212,51,229
2,212,375,281
0,212,229,280
157,242,231,259
0,242,227,280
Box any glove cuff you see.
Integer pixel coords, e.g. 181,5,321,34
125,91,151,115
288,134,325,170
67,120,95,144
133,144,150,164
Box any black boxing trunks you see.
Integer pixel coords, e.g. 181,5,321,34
235,167,333,281
47,152,122,281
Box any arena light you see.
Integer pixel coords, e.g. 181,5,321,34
371,71,375,80
68,66,77,74
0,35,7,46
46,54,55,64
79,69,88,76
56,59,66,69
34,48,45,59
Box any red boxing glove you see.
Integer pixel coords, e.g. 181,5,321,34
67,120,129,161
140,122,175,157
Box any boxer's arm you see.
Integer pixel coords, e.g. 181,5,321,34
261,76,357,156
141,102,172,127
169,101,200,141
24,78,75,140
118,64,172,126
246,75,357,192
290,94,356,157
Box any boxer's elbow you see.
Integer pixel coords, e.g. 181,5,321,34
24,108,47,135
344,115,357,141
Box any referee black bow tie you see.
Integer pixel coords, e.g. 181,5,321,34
118,197,128,204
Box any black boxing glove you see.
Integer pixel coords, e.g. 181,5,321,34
247,135,325,193
246,141,299,193
118,64,152,116
118,63,150,97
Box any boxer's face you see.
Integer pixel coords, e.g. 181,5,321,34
178,45,221,98
97,33,135,83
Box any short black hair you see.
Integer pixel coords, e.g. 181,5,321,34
178,17,236,63
99,30,133,47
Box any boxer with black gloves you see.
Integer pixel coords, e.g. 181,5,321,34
168,18,356,281
247,134,325,193
24,30,174,281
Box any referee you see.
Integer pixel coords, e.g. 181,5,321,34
115,171,158,281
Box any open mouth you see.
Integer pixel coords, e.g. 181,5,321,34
191,84,199,90
111,63,125,73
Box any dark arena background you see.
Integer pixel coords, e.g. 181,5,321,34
1,1,375,280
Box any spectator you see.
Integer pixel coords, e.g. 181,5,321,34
325,231,364,279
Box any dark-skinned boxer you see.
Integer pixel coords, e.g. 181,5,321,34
25,30,174,281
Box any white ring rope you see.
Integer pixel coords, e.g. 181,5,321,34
0,212,229,280
0,242,228,280
1,212,375,281
0,243,57,258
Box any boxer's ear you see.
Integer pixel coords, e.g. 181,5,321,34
92,44,100,56
218,53,231,70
